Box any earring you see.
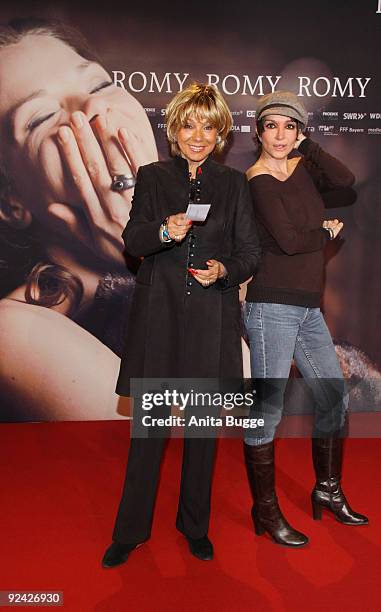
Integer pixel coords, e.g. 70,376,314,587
0,198,32,229
216,135,222,144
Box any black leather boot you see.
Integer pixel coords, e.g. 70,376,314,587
311,437,369,525
244,441,308,547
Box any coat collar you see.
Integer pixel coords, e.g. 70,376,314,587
173,154,212,179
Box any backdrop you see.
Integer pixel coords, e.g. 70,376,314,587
0,0,380,422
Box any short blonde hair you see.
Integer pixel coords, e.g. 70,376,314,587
166,82,233,156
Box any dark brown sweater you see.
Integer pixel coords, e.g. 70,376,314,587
246,138,355,307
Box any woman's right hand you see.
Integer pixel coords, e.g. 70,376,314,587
167,213,192,242
51,109,157,265
323,218,344,238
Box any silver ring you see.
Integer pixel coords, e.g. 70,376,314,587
111,174,136,192
204,280,210,286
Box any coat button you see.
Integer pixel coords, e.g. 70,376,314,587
187,281,193,287
189,253,194,257
186,290,191,296
188,262,194,268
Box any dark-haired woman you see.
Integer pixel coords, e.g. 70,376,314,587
243,91,368,548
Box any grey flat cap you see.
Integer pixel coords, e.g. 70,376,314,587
256,91,308,128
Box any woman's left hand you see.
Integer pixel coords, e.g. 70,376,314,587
191,259,227,287
294,132,307,148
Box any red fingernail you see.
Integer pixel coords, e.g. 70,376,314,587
187,268,195,275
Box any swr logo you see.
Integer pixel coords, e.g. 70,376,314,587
343,112,367,120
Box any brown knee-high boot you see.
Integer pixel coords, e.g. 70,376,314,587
311,437,368,525
243,441,308,547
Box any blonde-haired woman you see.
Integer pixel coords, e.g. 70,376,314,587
102,83,261,567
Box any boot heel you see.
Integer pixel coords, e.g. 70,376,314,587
251,508,265,535
312,498,322,520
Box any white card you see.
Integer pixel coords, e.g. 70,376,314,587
185,203,211,222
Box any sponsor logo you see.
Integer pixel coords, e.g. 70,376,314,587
231,125,241,132
157,123,167,129
246,110,256,117
231,110,244,115
339,126,364,133
144,107,156,116
322,111,339,120
305,126,315,133
369,113,381,119
368,127,381,134
241,125,251,133
342,112,367,120
318,125,338,135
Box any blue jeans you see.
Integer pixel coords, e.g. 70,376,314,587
244,303,347,445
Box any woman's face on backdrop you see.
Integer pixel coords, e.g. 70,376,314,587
258,114,298,159
0,33,157,236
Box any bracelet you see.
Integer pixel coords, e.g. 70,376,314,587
159,216,173,243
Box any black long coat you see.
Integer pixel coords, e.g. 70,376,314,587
116,155,261,396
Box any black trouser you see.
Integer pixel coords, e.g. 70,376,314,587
112,436,217,544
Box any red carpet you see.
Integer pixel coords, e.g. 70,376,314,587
1,421,379,611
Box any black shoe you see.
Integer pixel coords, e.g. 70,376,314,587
185,535,214,561
101,541,141,568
